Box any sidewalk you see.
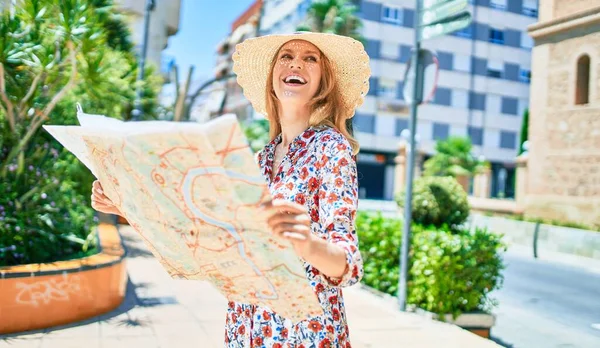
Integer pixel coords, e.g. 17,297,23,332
0,225,500,348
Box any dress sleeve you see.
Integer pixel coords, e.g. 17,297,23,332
315,139,364,288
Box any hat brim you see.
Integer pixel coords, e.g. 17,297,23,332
232,32,371,120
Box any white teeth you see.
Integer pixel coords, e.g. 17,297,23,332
284,75,306,84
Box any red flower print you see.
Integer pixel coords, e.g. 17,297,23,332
310,208,319,222
319,338,332,348
273,193,284,200
263,310,271,320
327,192,338,204
300,167,309,180
238,325,245,335
322,135,331,142
332,308,340,321
326,325,334,334
308,177,319,192
352,266,359,278
329,296,338,305
262,325,272,337
274,182,283,190
245,308,251,317
281,327,289,339
319,190,327,200
286,182,294,190
304,130,315,138
308,320,323,333
228,301,235,309
310,268,321,276
253,336,263,347
335,177,344,187
315,283,325,293
295,193,306,205
297,140,306,147
337,143,347,151
339,157,349,166
273,344,283,348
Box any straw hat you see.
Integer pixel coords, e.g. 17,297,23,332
231,32,371,120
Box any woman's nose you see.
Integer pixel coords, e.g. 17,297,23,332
289,59,303,70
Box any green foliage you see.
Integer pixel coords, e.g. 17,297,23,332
356,211,506,318
296,0,364,42
243,118,271,153
396,176,470,230
356,212,402,295
423,137,488,178
409,227,506,318
0,0,161,266
519,108,529,155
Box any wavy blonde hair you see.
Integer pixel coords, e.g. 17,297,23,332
264,41,359,155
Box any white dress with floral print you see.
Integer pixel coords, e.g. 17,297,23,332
224,125,363,348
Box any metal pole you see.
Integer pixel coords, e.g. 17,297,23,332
131,0,155,121
399,0,424,312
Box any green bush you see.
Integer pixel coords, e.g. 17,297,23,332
409,227,506,318
356,211,506,318
396,176,469,230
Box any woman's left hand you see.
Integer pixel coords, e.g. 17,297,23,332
263,200,316,259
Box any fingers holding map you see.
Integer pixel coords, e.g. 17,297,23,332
43,108,323,322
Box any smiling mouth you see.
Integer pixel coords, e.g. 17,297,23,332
283,75,307,86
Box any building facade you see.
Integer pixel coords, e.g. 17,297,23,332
524,0,600,226
115,0,181,72
259,0,537,201
211,0,264,123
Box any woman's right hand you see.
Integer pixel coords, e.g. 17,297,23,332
91,180,122,217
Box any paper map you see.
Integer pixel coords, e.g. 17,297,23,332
43,110,323,322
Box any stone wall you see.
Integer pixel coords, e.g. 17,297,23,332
526,11,600,228
553,0,600,19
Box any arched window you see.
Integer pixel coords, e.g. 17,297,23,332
575,54,590,105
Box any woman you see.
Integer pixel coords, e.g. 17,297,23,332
92,32,371,347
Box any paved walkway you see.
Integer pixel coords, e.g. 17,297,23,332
0,225,500,347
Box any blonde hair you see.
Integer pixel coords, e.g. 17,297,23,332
264,42,360,155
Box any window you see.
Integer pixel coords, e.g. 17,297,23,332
380,41,399,60
501,97,519,115
523,0,538,17
382,5,403,25
433,88,452,106
468,127,484,146
455,25,472,38
469,92,486,111
489,28,504,44
490,0,507,10
433,123,449,140
519,69,531,83
487,60,503,79
378,78,397,99
395,118,409,136
500,131,517,149
576,54,591,105
353,113,376,133
521,32,534,49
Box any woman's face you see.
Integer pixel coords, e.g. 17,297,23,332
272,40,322,106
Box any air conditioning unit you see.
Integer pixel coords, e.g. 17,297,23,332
377,99,409,114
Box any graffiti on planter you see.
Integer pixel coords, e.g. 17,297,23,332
15,273,89,307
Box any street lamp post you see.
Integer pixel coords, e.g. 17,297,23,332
131,0,156,121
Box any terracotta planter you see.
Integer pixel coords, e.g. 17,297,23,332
0,223,127,335
413,308,496,339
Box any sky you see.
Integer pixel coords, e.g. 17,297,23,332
163,0,256,85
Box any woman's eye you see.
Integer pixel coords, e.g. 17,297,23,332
281,54,292,60
306,56,317,62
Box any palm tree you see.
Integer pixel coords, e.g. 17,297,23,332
297,0,363,42
297,0,364,135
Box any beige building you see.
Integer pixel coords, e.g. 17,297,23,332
116,0,181,70
523,0,600,226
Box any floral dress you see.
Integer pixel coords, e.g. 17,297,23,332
224,125,364,347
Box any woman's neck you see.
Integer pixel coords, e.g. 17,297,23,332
278,103,311,148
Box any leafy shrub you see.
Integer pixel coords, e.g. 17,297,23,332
0,136,97,266
409,226,506,318
356,211,506,318
396,176,469,230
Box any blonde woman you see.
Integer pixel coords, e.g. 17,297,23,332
91,32,371,347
